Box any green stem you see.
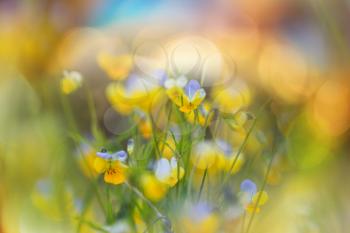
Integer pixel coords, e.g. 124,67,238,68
197,168,208,202
125,182,173,233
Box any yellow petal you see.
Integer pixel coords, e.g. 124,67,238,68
140,174,168,202
93,157,107,174
245,203,261,214
103,162,128,185
252,191,269,206
97,53,132,80
167,166,185,187
191,142,218,170
190,89,206,107
166,87,185,107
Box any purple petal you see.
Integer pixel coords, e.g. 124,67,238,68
113,150,128,162
185,80,201,99
96,152,112,159
154,69,168,86
215,139,233,156
240,179,257,195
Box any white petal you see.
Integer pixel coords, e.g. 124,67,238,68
164,79,176,89
176,76,188,87
155,158,171,181
170,157,178,169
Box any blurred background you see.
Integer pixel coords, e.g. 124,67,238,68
1,0,350,232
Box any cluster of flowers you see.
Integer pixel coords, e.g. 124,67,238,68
57,52,278,233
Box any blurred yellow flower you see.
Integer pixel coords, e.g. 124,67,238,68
240,180,268,213
181,202,219,233
165,77,206,113
245,191,269,213
97,52,133,80
191,141,218,170
77,146,99,178
106,75,163,115
60,70,83,94
140,173,168,202
212,80,251,114
215,139,245,174
154,157,185,187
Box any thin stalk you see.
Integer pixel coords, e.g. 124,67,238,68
105,185,114,224
221,117,256,188
125,182,173,233
61,93,108,217
197,168,208,202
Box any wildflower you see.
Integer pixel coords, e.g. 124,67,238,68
140,173,168,202
154,157,184,187
191,141,218,170
212,80,251,114
106,74,163,115
76,143,98,178
215,139,245,174
181,202,219,233
185,102,213,126
93,149,128,185
60,70,83,94
97,52,133,80
240,179,268,213
240,179,257,196
165,76,206,113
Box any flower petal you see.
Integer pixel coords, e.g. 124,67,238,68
176,76,188,87
252,191,269,206
155,158,171,182
185,80,201,99
240,179,257,196
112,150,128,162
104,162,127,185
96,152,113,160
93,157,107,173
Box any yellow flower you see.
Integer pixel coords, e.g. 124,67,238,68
240,180,268,213
212,80,251,114
106,75,163,115
185,102,213,126
214,139,245,174
60,70,82,94
140,173,168,202
77,145,99,178
181,203,219,233
93,150,128,185
191,141,218,170
245,191,269,213
165,77,206,113
154,157,185,187
97,52,132,80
